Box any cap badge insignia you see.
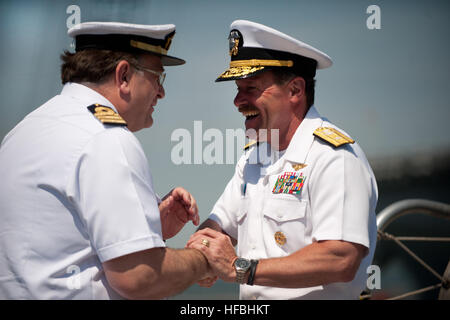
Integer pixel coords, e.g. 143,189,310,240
229,30,241,56
274,231,287,246
272,172,306,195
87,104,127,126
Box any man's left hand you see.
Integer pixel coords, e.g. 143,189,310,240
159,187,199,240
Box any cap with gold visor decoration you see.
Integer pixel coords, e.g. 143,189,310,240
68,21,185,66
216,20,332,81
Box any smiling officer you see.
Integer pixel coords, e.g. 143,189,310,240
0,21,212,299
188,20,378,300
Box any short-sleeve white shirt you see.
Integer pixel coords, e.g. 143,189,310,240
0,83,165,299
210,106,378,300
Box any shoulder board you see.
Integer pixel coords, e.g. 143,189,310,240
87,104,127,127
244,140,259,150
313,127,355,147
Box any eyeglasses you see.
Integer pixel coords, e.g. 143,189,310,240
133,64,166,86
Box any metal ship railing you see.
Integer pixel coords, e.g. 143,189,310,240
364,199,450,300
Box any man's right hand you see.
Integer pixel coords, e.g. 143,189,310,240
186,228,238,283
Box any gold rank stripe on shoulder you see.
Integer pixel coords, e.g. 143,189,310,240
313,127,355,147
244,140,258,150
87,104,127,127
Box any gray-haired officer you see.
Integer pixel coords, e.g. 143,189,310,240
188,20,378,300
0,22,212,299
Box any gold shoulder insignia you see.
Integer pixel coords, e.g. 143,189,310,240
313,127,355,148
244,140,259,150
87,104,127,126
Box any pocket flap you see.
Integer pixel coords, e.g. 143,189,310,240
263,197,306,222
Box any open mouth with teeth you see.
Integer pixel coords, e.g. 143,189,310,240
241,109,260,121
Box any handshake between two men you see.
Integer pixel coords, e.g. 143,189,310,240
158,187,241,293
186,222,240,288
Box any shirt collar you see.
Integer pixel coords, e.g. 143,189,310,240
246,105,323,174
60,82,118,112
284,105,323,164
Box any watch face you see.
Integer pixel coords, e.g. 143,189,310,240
235,258,251,269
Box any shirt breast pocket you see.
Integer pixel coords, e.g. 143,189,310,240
262,195,307,254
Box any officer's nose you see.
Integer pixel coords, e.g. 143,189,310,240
157,84,165,99
233,90,246,108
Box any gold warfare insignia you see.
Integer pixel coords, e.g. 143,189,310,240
274,231,287,246
313,127,355,147
87,104,127,126
292,163,307,171
229,30,241,56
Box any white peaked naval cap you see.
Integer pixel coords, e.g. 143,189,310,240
68,21,185,66
217,19,332,81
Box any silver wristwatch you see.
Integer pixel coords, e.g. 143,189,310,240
234,257,252,284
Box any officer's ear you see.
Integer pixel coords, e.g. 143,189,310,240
287,77,305,104
115,60,133,95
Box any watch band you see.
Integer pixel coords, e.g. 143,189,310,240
236,268,247,284
234,257,251,284
247,259,259,286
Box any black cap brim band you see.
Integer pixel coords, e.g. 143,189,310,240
75,33,185,66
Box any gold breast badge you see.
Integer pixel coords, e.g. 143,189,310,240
274,231,287,246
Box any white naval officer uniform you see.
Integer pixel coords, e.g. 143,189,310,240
0,83,165,299
209,105,378,300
